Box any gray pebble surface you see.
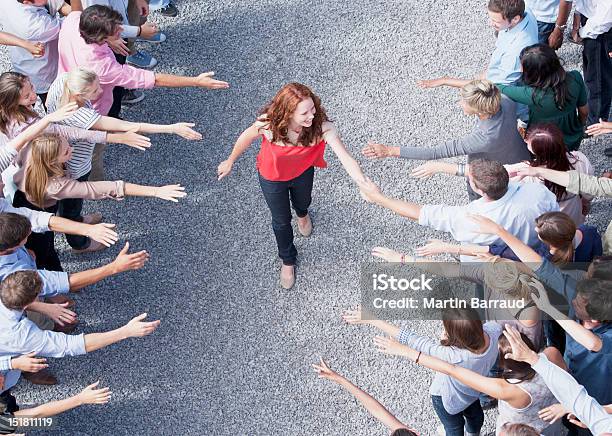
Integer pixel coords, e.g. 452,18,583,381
0,0,610,434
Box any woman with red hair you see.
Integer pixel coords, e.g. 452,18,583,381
217,83,367,289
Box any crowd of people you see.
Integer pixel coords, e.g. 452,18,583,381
0,0,610,434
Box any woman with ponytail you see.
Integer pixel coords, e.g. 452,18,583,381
44,67,202,252
12,133,186,271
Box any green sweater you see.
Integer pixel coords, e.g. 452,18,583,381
497,70,587,151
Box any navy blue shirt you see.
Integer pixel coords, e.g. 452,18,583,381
535,259,612,405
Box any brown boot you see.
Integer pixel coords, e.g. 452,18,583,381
72,240,107,254
22,369,57,385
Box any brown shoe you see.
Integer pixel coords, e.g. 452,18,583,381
280,265,295,289
22,369,57,385
53,321,78,334
45,295,75,308
72,240,106,254
297,214,313,237
82,212,103,225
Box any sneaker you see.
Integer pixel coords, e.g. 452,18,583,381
158,2,178,17
137,31,167,44
122,89,145,105
126,50,158,69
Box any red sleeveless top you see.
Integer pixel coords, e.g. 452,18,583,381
256,134,327,181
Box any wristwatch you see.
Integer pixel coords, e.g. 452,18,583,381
555,24,567,31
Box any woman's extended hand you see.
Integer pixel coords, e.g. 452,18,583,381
374,335,411,358
194,72,230,89
371,246,403,263
357,177,384,203
154,184,187,202
217,159,234,180
538,403,569,424
342,306,367,325
76,381,112,405
171,123,202,140
502,324,539,365
362,141,391,159
86,223,119,248
417,77,447,89
410,162,446,179
311,358,342,383
415,240,452,256
44,102,79,123
527,278,552,311
108,130,151,151
466,214,503,235
585,119,612,137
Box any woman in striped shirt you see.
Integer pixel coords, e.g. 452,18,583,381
44,67,202,252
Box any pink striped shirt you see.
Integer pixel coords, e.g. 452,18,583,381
57,12,155,115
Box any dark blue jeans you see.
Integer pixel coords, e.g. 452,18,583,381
58,171,92,250
258,167,314,266
537,21,556,45
431,395,484,436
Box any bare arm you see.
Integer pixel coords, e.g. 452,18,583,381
0,31,43,56
84,313,160,353
71,0,83,12
154,72,229,90
324,123,366,183
359,179,422,221
217,123,261,180
418,76,472,89
93,116,201,140
47,216,118,247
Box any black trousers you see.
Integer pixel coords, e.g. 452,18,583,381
58,171,92,250
581,16,612,124
0,391,18,415
13,190,63,272
108,51,127,119
258,167,314,266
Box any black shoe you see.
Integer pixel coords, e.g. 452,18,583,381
605,147,612,157
158,2,178,17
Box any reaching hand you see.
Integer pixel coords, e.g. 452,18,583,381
123,313,160,338
171,123,203,140
357,177,383,204
371,246,403,263
311,358,342,382
44,102,79,123
25,41,45,58
107,38,130,57
502,324,539,365
217,160,234,180
417,77,446,89
410,162,444,179
466,214,503,235
585,119,612,137
110,130,151,151
111,242,149,274
154,184,187,202
342,306,367,325
77,381,112,405
415,240,451,257
10,352,48,373
513,165,542,181
44,302,78,327
86,223,118,247
373,335,410,357
139,23,159,40
538,403,569,423
194,72,230,90
361,141,391,159
527,278,552,310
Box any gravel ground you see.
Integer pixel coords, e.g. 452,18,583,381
1,1,611,435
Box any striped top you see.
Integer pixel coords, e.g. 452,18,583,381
46,72,102,179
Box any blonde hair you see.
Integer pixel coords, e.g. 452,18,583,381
59,68,98,107
24,133,65,208
483,258,532,299
460,79,501,116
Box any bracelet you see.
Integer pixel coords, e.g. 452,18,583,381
137,25,142,37
456,163,465,177
416,351,422,364
400,253,406,264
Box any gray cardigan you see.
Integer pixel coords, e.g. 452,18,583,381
399,95,531,164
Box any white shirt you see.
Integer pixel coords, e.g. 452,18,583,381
572,0,612,39
526,0,561,23
0,0,61,93
419,182,559,260
82,0,140,38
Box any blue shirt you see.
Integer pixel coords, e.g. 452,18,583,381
419,182,559,260
535,259,612,405
0,303,86,394
398,322,502,414
487,10,539,85
0,247,69,297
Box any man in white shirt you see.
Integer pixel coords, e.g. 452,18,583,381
525,0,573,47
358,159,559,261
570,0,612,131
0,0,71,106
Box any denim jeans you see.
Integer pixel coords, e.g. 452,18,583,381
58,171,92,250
537,21,556,45
12,190,63,272
581,16,612,124
431,395,484,436
258,167,314,266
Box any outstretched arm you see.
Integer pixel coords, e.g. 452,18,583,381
358,178,421,221
324,123,366,183
217,123,260,180
312,358,411,432
84,313,160,353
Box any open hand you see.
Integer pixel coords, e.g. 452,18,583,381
107,38,130,57
357,177,383,203
45,302,78,327
45,102,79,123
77,381,112,405
11,352,48,373
362,141,391,159
538,403,568,423
373,335,409,357
111,242,149,273
154,184,187,202
415,240,451,257
311,358,342,382
417,77,446,88
87,223,118,247
172,123,202,140
371,246,403,263
195,72,230,90
217,160,234,180
502,324,539,365
466,214,502,235
342,306,367,325
124,313,160,338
